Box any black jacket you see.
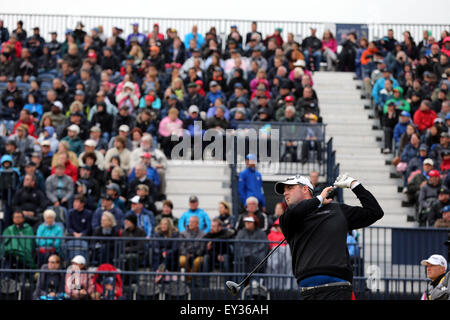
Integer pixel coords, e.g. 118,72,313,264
279,184,384,284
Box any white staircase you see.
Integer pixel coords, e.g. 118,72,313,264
164,160,232,219
313,71,415,228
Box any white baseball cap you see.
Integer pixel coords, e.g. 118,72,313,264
68,124,80,134
421,254,447,269
189,105,199,113
130,195,141,204
274,175,314,195
71,255,86,265
243,216,255,223
84,139,97,147
119,124,130,132
53,101,63,110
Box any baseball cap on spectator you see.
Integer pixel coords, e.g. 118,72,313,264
428,170,440,177
209,81,219,87
88,51,97,59
189,195,198,202
419,144,428,151
234,82,244,89
7,76,15,82
72,255,86,265
41,140,51,147
119,125,130,132
438,186,450,194
130,195,141,204
442,205,450,212
90,126,101,132
84,139,97,147
400,111,411,117
236,107,247,115
293,60,306,68
420,254,447,269
446,113,450,121
246,154,257,161
106,183,120,194
53,101,63,110
75,90,85,96
187,82,197,88
189,105,199,114
423,158,434,166
434,118,444,124
274,175,314,195
101,193,113,201
140,152,152,159
131,22,139,26
243,216,256,223
441,149,450,156
284,95,294,102
68,124,80,134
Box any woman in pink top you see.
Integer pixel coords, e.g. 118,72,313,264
322,30,338,71
158,107,184,158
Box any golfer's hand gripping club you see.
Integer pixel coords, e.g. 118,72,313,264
333,172,357,189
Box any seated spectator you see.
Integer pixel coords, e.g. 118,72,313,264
12,173,48,228
393,111,413,151
45,163,74,209
152,217,180,271
418,169,442,225
32,254,65,300
178,195,211,233
89,263,123,300
405,158,435,206
234,213,268,274
235,196,269,234
104,135,131,172
121,213,146,282
155,199,178,226
158,107,184,159
202,218,234,272
35,209,64,268
64,255,91,300
434,205,450,228
179,215,206,275
125,195,156,238
1,209,36,269
92,211,121,265
128,153,160,193
301,27,322,71
78,139,105,171
92,193,125,231
9,124,36,158
67,194,93,238
51,141,79,171
426,187,450,227
414,100,437,134
309,171,328,197
215,201,236,232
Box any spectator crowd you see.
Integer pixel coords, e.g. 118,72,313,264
0,17,446,299
356,27,450,227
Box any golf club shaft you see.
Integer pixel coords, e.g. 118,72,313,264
238,238,286,286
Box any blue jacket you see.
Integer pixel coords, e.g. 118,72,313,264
184,32,204,49
92,206,125,231
36,223,63,253
128,166,160,188
205,91,226,108
371,77,399,105
67,208,93,236
401,144,419,163
238,167,266,207
178,208,211,233
393,121,411,146
125,208,156,237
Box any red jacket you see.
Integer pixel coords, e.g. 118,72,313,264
12,118,37,138
413,109,437,132
91,264,123,299
51,160,78,183
267,228,286,250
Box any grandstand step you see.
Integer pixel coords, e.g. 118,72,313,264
168,194,231,208
166,165,230,176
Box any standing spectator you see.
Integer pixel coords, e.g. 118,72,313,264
238,153,266,210
35,209,64,268
178,195,211,233
420,254,449,300
382,102,400,154
184,25,204,50
0,19,10,45
179,215,206,276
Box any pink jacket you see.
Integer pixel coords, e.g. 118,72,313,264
322,38,337,53
288,69,314,87
158,116,183,137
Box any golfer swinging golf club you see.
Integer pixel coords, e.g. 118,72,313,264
274,172,384,300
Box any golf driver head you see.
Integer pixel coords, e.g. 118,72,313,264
225,281,240,296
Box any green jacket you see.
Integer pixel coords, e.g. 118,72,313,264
61,136,84,156
2,223,36,268
383,87,410,114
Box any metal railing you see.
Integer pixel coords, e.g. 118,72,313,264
1,13,449,45
0,225,447,300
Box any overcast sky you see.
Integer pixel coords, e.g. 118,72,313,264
2,0,450,24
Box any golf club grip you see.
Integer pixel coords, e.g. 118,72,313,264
239,238,286,286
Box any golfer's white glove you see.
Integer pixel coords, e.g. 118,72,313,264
333,172,358,189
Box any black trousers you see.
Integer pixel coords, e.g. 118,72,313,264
300,283,353,300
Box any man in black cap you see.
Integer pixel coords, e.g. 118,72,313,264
91,193,125,231
427,186,450,227
183,82,206,112
1,76,23,107
275,173,383,300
